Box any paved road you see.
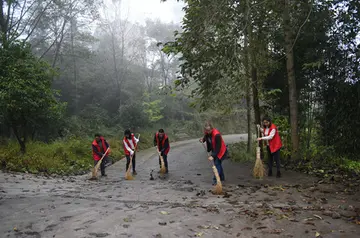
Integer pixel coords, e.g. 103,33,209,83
0,134,359,238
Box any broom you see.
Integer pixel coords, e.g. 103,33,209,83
201,143,222,195
91,147,110,179
125,134,140,180
253,125,266,179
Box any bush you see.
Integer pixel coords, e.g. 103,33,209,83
228,142,255,163
0,133,156,176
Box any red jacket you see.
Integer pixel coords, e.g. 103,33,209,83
211,128,227,159
92,137,110,161
266,124,282,153
123,133,137,156
155,132,170,155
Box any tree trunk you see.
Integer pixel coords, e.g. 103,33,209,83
246,82,252,153
244,0,252,152
70,4,78,114
52,19,67,68
251,67,264,159
12,125,26,154
283,0,300,159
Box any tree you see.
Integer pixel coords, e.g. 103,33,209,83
0,41,65,153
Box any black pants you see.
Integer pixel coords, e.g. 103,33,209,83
158,154,168,171
126,153,136,172
267,146,280,173
94,158,106,176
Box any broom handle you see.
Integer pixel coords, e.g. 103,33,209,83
201,141,221,182
98,147,110,165
257,124,262,147
93,146,110,177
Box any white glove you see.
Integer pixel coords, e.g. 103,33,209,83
130,150,134,156
135,137,139,143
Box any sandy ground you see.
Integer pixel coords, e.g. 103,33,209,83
0,134,359,238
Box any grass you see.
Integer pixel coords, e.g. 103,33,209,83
0,133,156,176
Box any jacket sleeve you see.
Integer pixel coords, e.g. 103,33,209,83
160,138,169,154
204,135,211,152
92,145,103,157
261,128,276,141
153,134,157,147
211,134,221,158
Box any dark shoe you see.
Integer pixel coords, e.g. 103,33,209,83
133,171,137,175
276,171,281,178
268,171,273,177
101,174,107,177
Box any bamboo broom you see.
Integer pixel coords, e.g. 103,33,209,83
253,125,266,179
91,147,110,179
158,149,167,174
125,134,140,180
201,143,222,195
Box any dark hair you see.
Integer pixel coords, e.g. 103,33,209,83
124,129,131,135
262,117,272,127
158,129,165,133
262,116,272,122
95,133,101,137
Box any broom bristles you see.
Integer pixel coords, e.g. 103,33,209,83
160,166,166,174
125,172,133,180
125,160,134,180
211,165,223,194
213,183,223,195
253,147,266,179
160,155,166,174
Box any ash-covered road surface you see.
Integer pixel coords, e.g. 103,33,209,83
1,134,359,238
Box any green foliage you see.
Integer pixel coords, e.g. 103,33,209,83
142,99,164,122
0,42,66,151
0,132,156,175
228,141,256,163
0,138,98,175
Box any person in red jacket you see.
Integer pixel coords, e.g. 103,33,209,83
92,133,111,177
257,117,283,178
154,129,170,174
199,122,228,185
123,129,140,175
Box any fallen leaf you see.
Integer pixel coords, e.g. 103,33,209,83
197,225,210,229
241,227,253,231
289,218,299,222
256,226,267,230
123,218,132,222
269,229,283,234
305,221,315,226
313,215,323,220
13,227,18,232
160,211,169,215
315,231,321,237
195,232,204,237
